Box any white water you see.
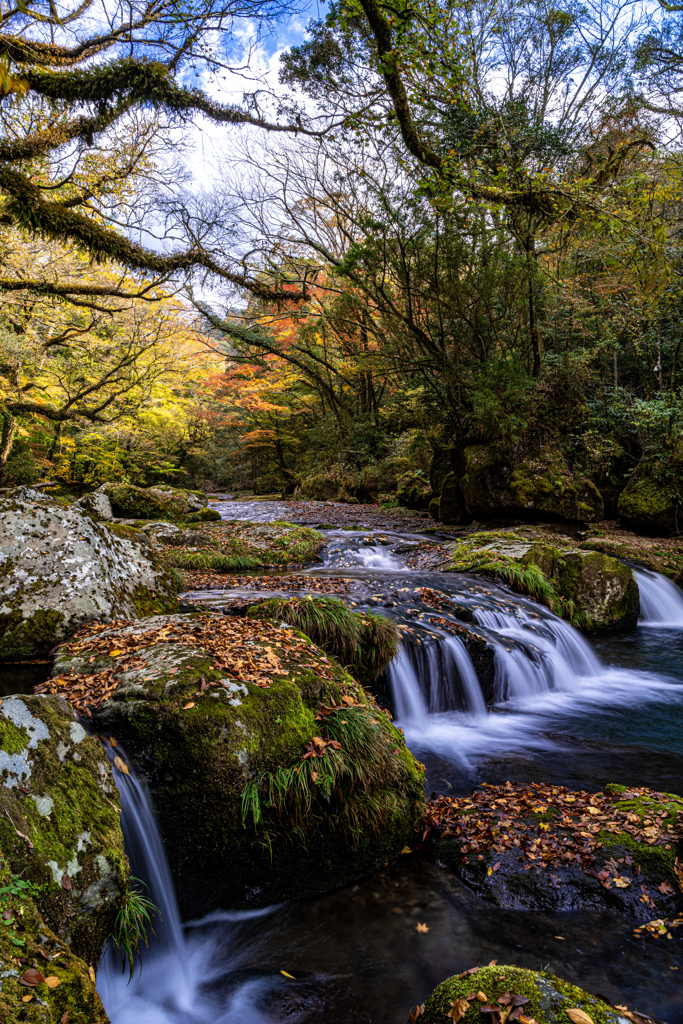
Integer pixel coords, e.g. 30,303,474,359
636,568,683,627
98,761,286,1024
390,590,683,767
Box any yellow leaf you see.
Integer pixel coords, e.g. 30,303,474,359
587,807,599,815
613,876,632,888
280,970,295,978
565,1010,594,1024
448,999,470,1021
182,702,195,710
487,866,493,876
88,966,96,984
108,650,122,657
113,756,129,776
416,922,429,933
401,845,412,855
45,976,61,988
476,992,488,1002
22,994,33,1003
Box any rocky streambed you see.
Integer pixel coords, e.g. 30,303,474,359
1,488,682,1023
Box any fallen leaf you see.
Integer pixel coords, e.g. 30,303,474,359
45,976,61,988
88,965,96,984
182,702,195,710
658,882,675,895
280,970,295,978
401,845,413,855
565,1010,594,1024
22,994,34,1003
19,968,45,987
107,650,122,657
448,998,471,1021
113,756,129,776
613,876,632,888
416,922,429,933
60,873,72,891
109,737,117,748
476,992,488,1001
60,1014,69,1024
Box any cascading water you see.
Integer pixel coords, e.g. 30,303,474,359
636,567,683,627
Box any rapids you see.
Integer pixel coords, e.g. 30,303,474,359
98,501,683,1023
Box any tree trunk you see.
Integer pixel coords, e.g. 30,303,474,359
526,243,541,377
0,411,16,485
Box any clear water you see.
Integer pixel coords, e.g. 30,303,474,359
101,510,683,1023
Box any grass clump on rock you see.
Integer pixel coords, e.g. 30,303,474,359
246,595,399,685
162,520,326,574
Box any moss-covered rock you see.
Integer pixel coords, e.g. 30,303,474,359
433,471,470,525
396,471,433,511
160,519,325,573
459,442,604,523
441,528,639,632
51,613,425,917
618,459,683,536
0,694,128,964
0,864,108,1024
420,965,643,1024
0,489,178,659
102,483,208,522
246,595,399,686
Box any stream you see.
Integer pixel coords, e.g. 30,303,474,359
98,501,683,1024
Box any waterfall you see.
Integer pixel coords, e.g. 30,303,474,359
473,607,600,701
389,633,486,716
636,568,683,628
97,756,193,1020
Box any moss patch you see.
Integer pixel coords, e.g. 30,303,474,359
161,520,325,573
421,965,639,1024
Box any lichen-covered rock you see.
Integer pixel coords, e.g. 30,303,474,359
0,865,108,1024
430,782,683,919
420,965,643,1024
0,489,178,658
73,484,113,521
441,528,639,632
51,613,425,917
102,483,208,521
459,442,604,523
0,694,128,964
618,459,683,536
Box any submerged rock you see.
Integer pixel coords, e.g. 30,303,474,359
0,488,178,659
50,613,425,917
419,965,644,1024
0,694,128,963
459,442,604,523
618,459,683,537
442,528,639,632
428,781,683,920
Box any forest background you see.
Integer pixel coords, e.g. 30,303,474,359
4,0,683,531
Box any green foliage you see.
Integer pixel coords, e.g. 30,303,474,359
108,878,159,982
0,873,45,948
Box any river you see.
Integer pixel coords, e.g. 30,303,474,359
97,501,683,1023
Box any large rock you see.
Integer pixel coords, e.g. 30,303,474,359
429,781,683,919
50,613,425,917
396,471,432,511
101,482,214,522
618,459,683,536
0,694,128,963
459,442,604,523
420,965,647,1024
0,489,178,659
443,528,639,632
432,470,470,525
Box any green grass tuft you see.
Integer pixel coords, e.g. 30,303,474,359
107,878,160,982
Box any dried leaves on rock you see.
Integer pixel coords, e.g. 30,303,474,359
424,781,682,888
181,572,353,594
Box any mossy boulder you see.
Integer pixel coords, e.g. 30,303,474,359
160,519,325,573
51,613,425,917
618,459,683,536
0,694,128,964
431,782,683,918
420,965,643,1024
102,483,208,522
0,489,178,659
0,865,108,1024
431,471,470,525
442,528,639,632
459,443,604,523
396,471,433,511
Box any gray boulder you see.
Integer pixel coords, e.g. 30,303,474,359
0,488,178,658
73,482,113,521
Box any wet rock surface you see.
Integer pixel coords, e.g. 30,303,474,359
425,782,683,921
0,488,178,658
48,612,425,917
